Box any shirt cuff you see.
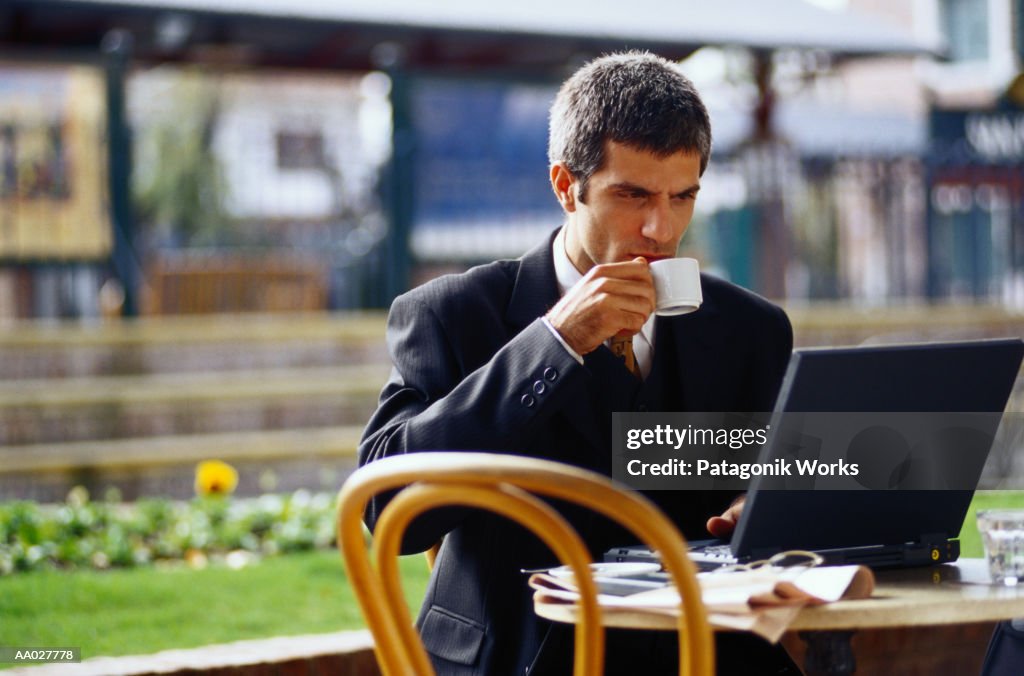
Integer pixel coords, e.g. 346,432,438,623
541,316,584,365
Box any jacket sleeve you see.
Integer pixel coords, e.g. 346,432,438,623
358,293,586,553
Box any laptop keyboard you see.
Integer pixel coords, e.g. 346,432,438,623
698,544,735,559
603,544,735,571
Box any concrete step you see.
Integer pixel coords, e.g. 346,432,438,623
0,424,363,473
0,365,388,444
787,303,1024,349
3,630,379,676
0,425,365,501
0,311,388,379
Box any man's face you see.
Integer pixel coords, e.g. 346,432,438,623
554,140,702,274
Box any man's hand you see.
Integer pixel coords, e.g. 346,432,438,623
545,258,656,355
706,496,745,539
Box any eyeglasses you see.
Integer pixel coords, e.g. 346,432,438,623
710,549,824,575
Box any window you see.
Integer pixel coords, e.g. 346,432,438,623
940,0,990,62
275,130,325,170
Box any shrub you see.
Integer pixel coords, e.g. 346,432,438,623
0,488,337,575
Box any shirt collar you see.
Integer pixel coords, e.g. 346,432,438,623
552,227,583,296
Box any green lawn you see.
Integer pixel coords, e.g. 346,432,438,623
1,490,1020,666
0,550,431,667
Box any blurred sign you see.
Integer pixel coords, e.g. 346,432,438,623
409,77,562,260
926,95,1024,301
0,65,111,260
965,112,1024,161
930,92,1024,162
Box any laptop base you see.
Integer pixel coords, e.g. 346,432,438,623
605,539,960,571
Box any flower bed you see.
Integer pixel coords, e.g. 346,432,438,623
0,486,337,575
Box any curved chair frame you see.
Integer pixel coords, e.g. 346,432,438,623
337,452,714,676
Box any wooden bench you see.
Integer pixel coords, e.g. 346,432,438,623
143,256,328,315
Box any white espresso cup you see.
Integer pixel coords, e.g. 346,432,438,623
649,257,702,316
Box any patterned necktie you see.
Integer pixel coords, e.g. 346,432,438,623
609,334,642,379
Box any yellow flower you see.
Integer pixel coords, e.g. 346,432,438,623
195,460,238,497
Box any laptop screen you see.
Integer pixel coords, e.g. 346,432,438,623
730,338,1024,558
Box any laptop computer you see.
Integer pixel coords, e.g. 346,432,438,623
607,338,1024,570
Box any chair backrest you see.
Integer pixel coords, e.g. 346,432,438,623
424,541,441,571
337,452,714,676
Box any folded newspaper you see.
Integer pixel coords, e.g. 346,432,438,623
529,563,875,642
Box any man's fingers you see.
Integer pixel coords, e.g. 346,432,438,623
544,258,657,354
613,309,650,335
706,499,745,538
706,515,735,538
589,279,656,313
586,258,653,282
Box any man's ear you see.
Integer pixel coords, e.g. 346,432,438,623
550,163,577,213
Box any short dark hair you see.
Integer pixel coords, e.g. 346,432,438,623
548,51,712,201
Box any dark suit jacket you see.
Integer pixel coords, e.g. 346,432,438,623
359,229,793,675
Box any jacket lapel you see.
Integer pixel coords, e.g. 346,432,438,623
505,230,561,332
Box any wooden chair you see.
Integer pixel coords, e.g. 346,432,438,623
337,452,714,676
424,541,440,571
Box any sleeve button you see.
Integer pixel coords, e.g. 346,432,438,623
521,394,536,408
533,380,546,395
543,367,558,381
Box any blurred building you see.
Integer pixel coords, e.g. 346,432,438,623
0,0,945,316
0,64,110,318
914,0,1024,304
833,0,1024,304
668,0,1024,306
129,67,392,311
0,62,394,317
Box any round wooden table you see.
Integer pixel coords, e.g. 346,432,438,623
534,559,1024,674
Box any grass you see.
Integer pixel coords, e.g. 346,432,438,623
0,550,431,667
0,489,1020,666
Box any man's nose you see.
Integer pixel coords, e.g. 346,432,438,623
641,198,675,243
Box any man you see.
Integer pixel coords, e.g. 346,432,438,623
359,52,795,674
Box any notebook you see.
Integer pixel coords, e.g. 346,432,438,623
607,338,1024,570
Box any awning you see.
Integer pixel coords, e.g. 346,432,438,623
4,0,940,71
